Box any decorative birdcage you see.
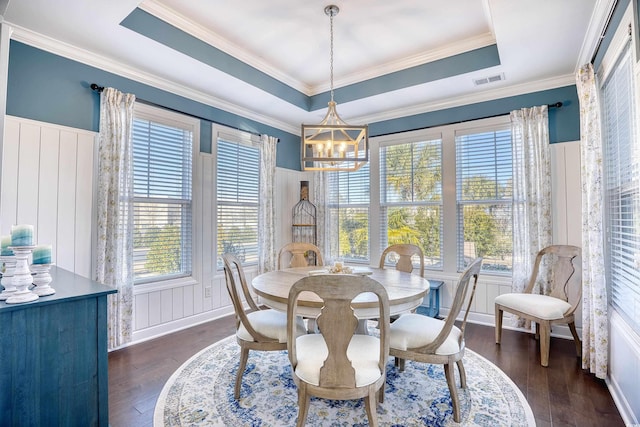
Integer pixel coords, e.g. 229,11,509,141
292,181,318,265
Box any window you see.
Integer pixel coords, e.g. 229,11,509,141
455,126,513,272
379,137,443,268
132,105,197,283
601,41,640,333
215,129,260,268
328,162,370,263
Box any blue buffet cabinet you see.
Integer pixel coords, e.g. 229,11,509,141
0,266,116,426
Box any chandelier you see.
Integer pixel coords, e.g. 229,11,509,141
301,5,368,172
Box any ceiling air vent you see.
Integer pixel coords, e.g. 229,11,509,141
473,73,505,86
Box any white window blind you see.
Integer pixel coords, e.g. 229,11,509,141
132,114,193,282
328,162,370,262
216,136,260,268
455,126,513,272
601,42,640,333
380,138,442,269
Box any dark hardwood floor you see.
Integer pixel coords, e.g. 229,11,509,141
108,316,624,427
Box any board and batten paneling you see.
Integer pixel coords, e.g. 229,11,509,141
0,116,95,279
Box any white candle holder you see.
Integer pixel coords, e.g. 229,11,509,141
5,246,38,304
30,263,55,296
0,255,17,300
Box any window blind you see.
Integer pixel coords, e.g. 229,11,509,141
216,138,260,267
601,42,640,333
379,138,442,268
328,162,370,262
132,118,193,282
455,126,513,272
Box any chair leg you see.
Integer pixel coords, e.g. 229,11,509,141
539,321,551,367
444,362,461,422
234,347,249,399
456,360,467,388
378,381,385,403
568,321,582,358
296,385,310,427
495,306,503,344
364,388,379,427
398,357,406,372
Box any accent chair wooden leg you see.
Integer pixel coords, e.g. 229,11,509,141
456,359,467,388
398,358,406,372
540,321,551,367
234,347,249,399
444,362,461,422
568,321,582,358
378,381,385,403
364,387,379,427
296,385,310,427
495,306,503,344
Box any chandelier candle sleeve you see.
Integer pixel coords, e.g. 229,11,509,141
32,245,52,265
1,235,13,256
11,224,34,246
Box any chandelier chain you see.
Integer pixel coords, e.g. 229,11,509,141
329,10,334,102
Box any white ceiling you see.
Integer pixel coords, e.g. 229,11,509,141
2,0,604,134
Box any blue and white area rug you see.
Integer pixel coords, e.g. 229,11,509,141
154,335,535,426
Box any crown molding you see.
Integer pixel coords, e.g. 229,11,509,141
324,32,497,94
576,0,618,69
354,73,576,125
8,24,299,134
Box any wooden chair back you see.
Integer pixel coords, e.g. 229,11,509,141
287,274,390,389
525,245,582,315
379,243,424,277
278,242,324,269
222,253,273,342
417,257,482,353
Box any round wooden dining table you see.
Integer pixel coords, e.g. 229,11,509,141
251,266,430,320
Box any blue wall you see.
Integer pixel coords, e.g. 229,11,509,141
6,41,301,170
7,41,580,172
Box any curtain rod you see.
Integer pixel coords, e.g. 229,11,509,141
90,83,270,140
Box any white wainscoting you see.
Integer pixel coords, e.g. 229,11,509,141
0,115,95,279
609,310,640,425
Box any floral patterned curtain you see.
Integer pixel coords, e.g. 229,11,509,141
576,63,608,379
511,106,553,299
95,87,135,350
258,134,278,273
312,171,329,262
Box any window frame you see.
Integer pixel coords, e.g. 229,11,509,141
212,125,262,270
342,116,512,279
131,103,200,290
377,132,444,270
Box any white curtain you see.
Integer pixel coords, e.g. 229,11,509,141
258,134,278,273
95,87,136,350
576,63,608,379
511,106,553,298
312,171,329,263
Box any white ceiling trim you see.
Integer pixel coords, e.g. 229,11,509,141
576,0,618,69
7,24,300,135
140,0,497,96
353,74,576,125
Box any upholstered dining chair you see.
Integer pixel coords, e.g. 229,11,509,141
222,253,306,399
277,242,324,269
494,245,582,367
389,257,483,423
378,243,425,277
286,274,390,427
